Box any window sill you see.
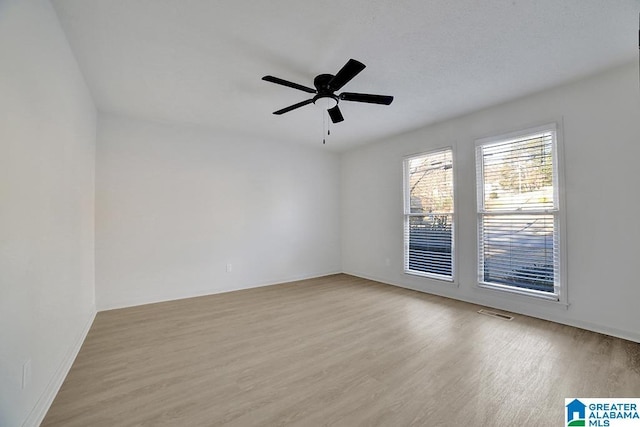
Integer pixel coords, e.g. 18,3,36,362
405,269,456,284
478,281,568,307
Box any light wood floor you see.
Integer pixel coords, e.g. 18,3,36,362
43,274,640,426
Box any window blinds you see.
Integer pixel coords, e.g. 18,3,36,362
477,129,559,297
405,149,454,279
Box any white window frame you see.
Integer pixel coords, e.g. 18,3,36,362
403,147,455,282
475,123,566,303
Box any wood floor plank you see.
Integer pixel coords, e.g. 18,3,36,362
42,274,640,426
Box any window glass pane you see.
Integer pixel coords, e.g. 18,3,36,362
481,132,555,211
480,214,556,293
405,149,454,280
477,125,561,300
408,151,453,214
408,214,453,277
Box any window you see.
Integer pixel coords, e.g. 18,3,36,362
404,149,454,280
476,124,563,300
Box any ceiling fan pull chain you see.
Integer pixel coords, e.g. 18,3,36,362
322,108,326,144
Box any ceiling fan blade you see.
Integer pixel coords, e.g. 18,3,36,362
328,59,366,91
327,105,344,123
273,98,314,115
262,75,316,94
339,92,394,105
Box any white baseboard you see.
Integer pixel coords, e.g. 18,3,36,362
98,271,343,311
22,307,97,427
344,271,640,344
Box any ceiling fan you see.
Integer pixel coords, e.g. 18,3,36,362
262,59,394,124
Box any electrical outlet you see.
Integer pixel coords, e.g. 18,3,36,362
22,359,31,389
226,263,232,273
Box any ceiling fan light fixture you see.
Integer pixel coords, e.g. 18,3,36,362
313,95,338,110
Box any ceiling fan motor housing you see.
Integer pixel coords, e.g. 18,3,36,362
314,74,335,94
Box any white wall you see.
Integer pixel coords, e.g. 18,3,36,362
0,1,97,426
96,114,341,310
342,62,640,342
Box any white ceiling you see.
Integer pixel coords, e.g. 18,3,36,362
51,0,639,151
